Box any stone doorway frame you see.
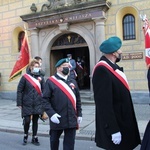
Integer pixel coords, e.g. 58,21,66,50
37,24,95,92
29,18,105,93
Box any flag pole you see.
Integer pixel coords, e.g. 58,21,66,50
141,14,150,104
24,23,32,60
8,23,31,82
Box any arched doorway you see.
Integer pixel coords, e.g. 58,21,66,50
50,33,90,90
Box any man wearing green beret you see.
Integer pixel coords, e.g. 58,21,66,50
42,58,82,150
92,36,141,150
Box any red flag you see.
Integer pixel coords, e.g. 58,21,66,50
8,34,30,82
141,15,150,67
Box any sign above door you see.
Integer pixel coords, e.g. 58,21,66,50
20,1,111,29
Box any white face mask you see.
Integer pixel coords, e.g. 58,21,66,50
32,68,40,73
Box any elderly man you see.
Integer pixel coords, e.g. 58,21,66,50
92,36,141,150
42,58,82,150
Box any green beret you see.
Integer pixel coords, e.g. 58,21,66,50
99,36,122,54
55,58,69,68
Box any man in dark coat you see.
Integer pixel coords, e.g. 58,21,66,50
67,54,77,79
42,58,82,150
92,36,141,150
140,120,150,150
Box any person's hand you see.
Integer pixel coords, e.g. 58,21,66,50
77,117,82,124
50,113,61,124
111,132,122,144
18,106,22,109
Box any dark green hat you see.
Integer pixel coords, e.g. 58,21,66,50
99,36,122,54
55,58,69,68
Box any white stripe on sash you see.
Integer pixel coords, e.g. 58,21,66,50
25,74,41,92
92,61,129,89
100,61,128,85
51,76,76,107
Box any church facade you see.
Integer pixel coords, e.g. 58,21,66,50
0,0,149,99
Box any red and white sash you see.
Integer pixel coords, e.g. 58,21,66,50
24,74,41,95
69,61,77,77
77,62,83,70
92,61,130,91
49,76,76,110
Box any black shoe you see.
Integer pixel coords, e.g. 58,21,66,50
31,137,40,146
23,135,28,145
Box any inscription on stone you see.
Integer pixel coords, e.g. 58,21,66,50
28,10,103,28
122,52,143,60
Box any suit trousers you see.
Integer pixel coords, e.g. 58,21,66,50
49,128,76,150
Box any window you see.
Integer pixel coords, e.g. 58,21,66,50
123,14,135,40
18,31,25,52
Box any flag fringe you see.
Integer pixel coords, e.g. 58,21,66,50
8,64,29,82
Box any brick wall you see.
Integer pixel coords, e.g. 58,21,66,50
105,0,150,91
0,0,150,94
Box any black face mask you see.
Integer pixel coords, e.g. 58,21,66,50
62,67,69,75
116,54,122,63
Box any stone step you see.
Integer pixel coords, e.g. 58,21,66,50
79,90,150,105
80,90,93,100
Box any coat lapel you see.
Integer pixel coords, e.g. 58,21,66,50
92,60,130,91
49,75,76,110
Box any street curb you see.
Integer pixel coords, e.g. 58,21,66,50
0,127,144,141
0,128,95,141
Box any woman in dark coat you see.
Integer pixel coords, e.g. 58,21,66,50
92,36,141,150
17,59,45,145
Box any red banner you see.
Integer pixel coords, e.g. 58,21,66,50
142,15,150,67
8,35,30,82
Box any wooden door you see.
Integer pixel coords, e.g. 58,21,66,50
50,50,63,76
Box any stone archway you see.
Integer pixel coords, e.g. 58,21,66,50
39,24,96,91
51,33,90,89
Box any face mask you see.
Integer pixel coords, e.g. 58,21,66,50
62,67,69,75
32,67,40,73
116,53,122,63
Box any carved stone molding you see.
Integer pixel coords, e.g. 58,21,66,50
21,1,111,29
59,23,69,31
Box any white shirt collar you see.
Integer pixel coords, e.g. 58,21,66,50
57,72,68,80
108,58,115,64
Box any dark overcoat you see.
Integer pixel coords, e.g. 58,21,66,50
69,59,77,79
92,56,141,150
16,72,45,117
42,74,82,130
140,120,150,150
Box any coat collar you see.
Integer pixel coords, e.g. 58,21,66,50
55,73,71,82
100,56,124,72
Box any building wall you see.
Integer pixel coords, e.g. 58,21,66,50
0,0,47,93
0,0,149,98
105,0,149,91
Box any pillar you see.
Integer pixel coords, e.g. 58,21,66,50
30,29,39,58
93,17,106,63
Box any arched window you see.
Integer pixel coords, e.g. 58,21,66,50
18,31,25,52
123,14,135,40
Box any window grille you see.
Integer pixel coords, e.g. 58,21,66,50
123,14,135,40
